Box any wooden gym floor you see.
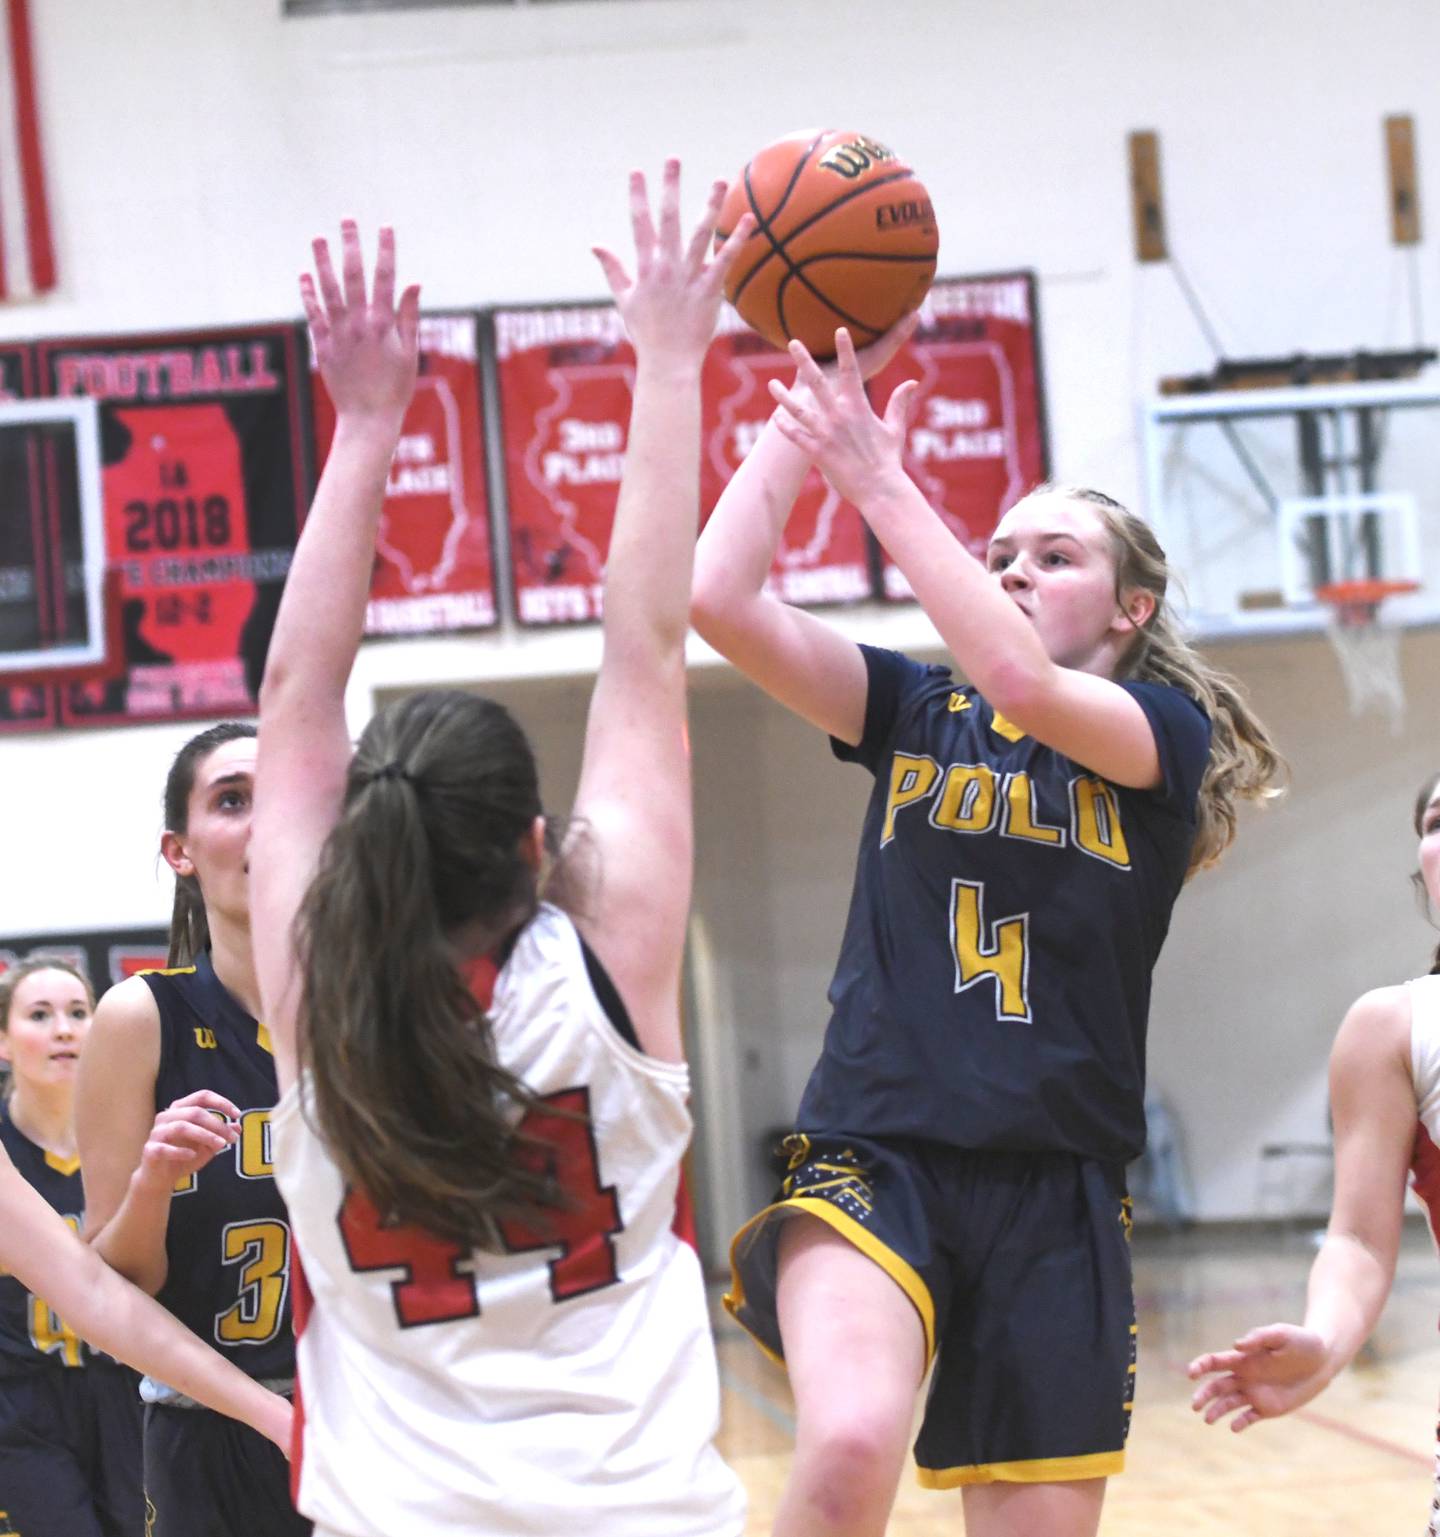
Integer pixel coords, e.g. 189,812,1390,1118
712,1221,1440,1534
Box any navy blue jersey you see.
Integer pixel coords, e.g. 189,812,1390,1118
142,954,295,1382
0,1107,89,1376
800,645,1211,1162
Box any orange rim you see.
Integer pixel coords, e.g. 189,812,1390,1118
1314,578,1418,609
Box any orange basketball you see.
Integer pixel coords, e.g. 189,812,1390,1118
716,129,939,359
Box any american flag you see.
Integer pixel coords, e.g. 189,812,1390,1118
0,0,53,301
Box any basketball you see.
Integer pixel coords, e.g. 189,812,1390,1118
716,129,939,359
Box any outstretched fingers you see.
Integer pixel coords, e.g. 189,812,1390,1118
883,377,921,435
786,338,839,415
312,235,345,322
340,218,367,315
769,406,814,455
656,155,682,256
301,221,420,418
371,225,398,320
685,178,728,274
854,309,922,381
592,245,631,302
831,327,873,403
629,168,657,269
396,282,422,352
299,271,329,353
767,376,821,439
604,161,759,358
705,207,755,296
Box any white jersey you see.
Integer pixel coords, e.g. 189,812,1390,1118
1410,973,1440,1251
1412,974,1440,1149
271,903,745,1537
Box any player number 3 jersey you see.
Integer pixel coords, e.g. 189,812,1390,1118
271,903,744,1537
142,952,295,1384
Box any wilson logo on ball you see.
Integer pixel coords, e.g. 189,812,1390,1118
818,136,898,179
717,129,940,359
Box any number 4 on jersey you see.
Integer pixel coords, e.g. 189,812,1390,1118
500,1087,624,1303
339,1189,478,1329
338,1085,624,1329
950,878,1031,1022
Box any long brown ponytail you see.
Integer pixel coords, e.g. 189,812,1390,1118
163,722,259,965
294,689,563,1248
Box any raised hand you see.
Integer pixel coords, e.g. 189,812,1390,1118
768,327,921,510
1187,1323,1334,1430
134,1089,242,1193
300,221,420,424
592,158,754,364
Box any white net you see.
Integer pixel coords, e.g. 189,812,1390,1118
1324,597,1408,734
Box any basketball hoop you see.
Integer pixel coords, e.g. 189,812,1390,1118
1315,577,1417,733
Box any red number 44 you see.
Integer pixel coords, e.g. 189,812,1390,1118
338,1086,623,1329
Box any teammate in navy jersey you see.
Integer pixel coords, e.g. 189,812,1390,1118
248,173,750,1537
691,327,1283,1537
75,722,310,1537
0,956,289,1537
0,955,140,1537
1190,771,1440,1536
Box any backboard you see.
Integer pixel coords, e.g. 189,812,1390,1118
0,396,107,674
1139,378,1440,639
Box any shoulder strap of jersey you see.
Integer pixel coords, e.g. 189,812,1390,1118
1410,973,1440,1073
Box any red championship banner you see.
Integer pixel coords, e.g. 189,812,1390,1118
494,304,632,624
40,325,311,727
0,341,58,732
310,313,495,635
701,311,873,606
495,302,877,624
868,273,1048,600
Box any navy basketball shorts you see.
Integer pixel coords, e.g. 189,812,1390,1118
726,1132,1136,1488
0,1361,143,1537
144,1402,311,1537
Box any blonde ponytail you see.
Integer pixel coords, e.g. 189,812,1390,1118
1045,486,1286,874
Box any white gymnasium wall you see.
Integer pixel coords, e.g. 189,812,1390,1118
4,0,1439,1230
